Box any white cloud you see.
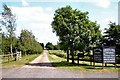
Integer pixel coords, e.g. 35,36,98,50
95,0,111,8
11,7,53,23
45,7,53,12
10,6,58,45
21,0,29,6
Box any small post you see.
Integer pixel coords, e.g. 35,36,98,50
90,55,92,66
8,55,10,63
19,51,22,60
67,50,69,62
14,53,17,61
93,62,95,69
105,63,107,67
115,63,117,69
102,63,104,69
77,53,79,64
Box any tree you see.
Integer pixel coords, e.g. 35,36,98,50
1,32,19,55
40,43,44,50
1,4,16,54
51,6,102,63
45,42,54,50
1,33,10,54
20,29,43,55
103,22,120,46
54,43,60,50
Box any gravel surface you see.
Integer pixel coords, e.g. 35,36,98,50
2,68,118,78
1,50,119,78
22,51,53,68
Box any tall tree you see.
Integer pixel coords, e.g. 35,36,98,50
104,22,120,46
51,6,102,63
20,29,43,55
20,29,33,54
1,4,16,54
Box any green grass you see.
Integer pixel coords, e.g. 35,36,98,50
1,54,40,68
48,50,120,73
48,50,66,58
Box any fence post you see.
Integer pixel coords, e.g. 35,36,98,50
8,55,10,63
67,50,69,62
78,53,79,64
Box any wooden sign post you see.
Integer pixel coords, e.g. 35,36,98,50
103,46,116,68
93,46,117,69
93,47,103,68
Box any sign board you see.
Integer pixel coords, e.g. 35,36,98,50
78,52,84,58
103,46,116,63
93,47,103,63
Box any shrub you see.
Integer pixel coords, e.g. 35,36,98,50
49,50,66,58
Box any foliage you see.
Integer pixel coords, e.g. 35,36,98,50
103,22,120,46
1,33,10,54
45,42,54,50
20,29,43,54
1,4,16,54
51,6,102,63
1,4,43,55
2,29,43,55
40,43,44,49
49,50,66,58
54,44,60,50
45,42,60,50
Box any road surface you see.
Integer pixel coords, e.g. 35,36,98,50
1,50,119,78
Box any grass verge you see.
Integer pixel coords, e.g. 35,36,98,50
48,51,119,73
1,54,40,68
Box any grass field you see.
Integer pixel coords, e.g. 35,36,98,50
0,54,40,68
48,50,120,73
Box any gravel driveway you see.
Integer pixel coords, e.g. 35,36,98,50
1,50,119,78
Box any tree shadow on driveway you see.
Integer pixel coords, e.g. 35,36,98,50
25,61,120,70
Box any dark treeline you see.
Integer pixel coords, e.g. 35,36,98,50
45,42,60,50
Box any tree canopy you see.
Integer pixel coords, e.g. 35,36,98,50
103,22,120,46
1,4,43,55
51,6,102,63
20,29,43,54
1,4,16,54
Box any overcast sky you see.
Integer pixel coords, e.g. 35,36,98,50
0,0,119,45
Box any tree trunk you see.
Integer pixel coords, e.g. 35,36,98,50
67,50,69,62
10,36,13,54
10,44,12,54
77,53,79,64
10,36,13,58
71,50,74,64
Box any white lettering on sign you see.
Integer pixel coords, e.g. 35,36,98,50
103,47,116,63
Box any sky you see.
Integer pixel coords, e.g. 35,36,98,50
0,0,119,45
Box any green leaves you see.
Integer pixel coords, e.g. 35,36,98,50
51,5,102,52
20,29,43,54
1,4,16,54
104,22,120,46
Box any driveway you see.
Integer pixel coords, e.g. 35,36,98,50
1,50,119,78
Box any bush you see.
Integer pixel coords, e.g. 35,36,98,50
49,50,66,58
